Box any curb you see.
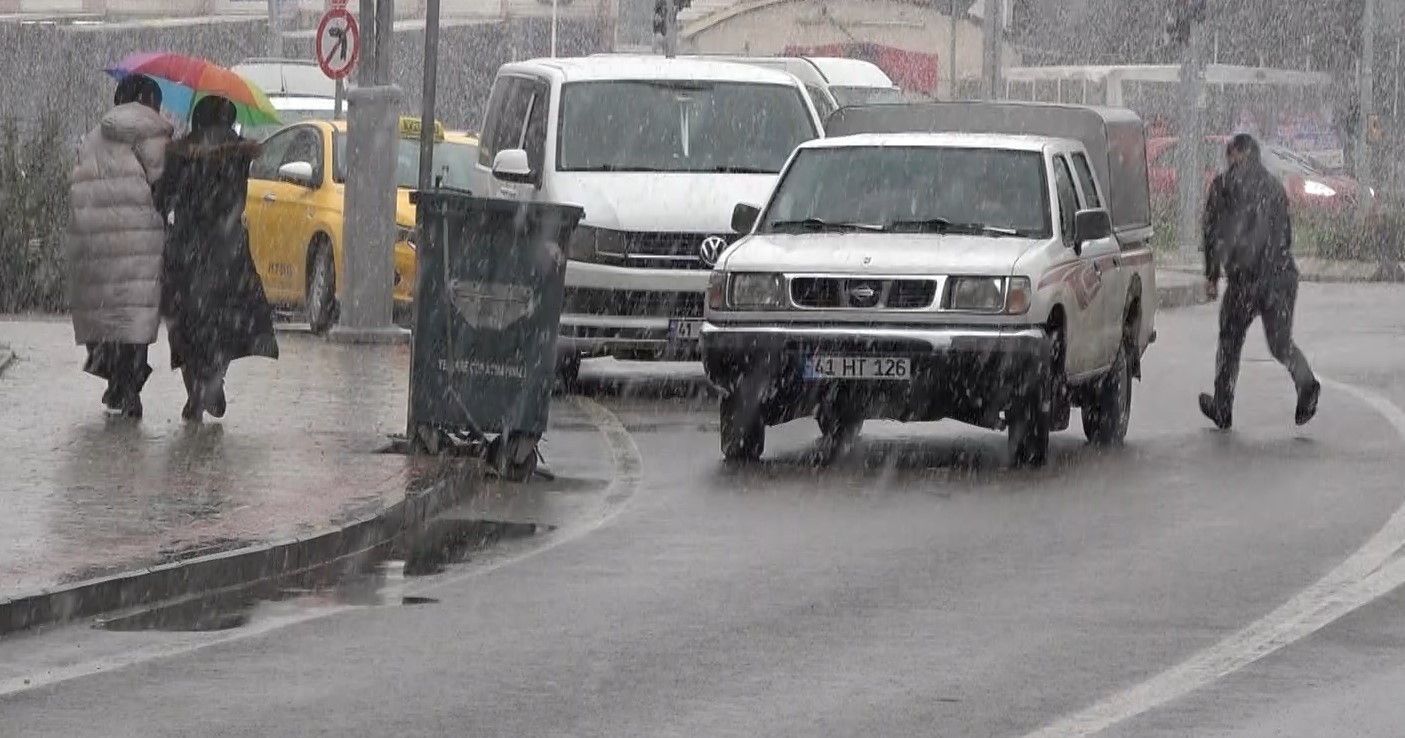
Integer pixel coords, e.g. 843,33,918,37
1156,280,1209,310
0,460,477,637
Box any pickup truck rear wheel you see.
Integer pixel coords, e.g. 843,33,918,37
1082,341,1133,445
1007,380,1050,468
720,386,766,463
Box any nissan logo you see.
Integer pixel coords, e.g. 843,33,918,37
848,282,880,306
698,235,729,267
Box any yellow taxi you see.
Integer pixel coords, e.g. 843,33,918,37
244,117,480,333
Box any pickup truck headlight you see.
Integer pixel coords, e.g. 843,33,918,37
1303,180,1336,198
946,276,1031,314
728,273,787,310
567,225,626,263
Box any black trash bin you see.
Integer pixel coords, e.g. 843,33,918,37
407,191,586,480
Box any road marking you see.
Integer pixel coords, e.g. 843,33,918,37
0,396,642,698
1021,375,1405,738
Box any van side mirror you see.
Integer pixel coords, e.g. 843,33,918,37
1073,208,1113,245
492,148,534,185
277,161,315,186
731,203,761,234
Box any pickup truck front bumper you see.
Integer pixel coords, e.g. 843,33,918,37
701,322,1052,429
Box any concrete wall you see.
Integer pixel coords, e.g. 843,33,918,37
681,0,1018,99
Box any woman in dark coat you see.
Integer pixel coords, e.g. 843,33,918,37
156,95,279,422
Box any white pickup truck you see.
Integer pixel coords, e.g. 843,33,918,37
701,101,1157,467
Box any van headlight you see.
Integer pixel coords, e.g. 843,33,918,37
728,273,787,310
945,276,1031,314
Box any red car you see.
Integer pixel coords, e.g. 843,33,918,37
1147,135,1375,218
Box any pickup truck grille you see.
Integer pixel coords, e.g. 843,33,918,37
790,278,938,310
564,288,704,318
596,232,738,271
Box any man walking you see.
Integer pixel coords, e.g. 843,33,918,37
67,75,174,418
1199,133,1321,429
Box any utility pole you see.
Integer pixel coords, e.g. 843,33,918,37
375,0,395,85
1172,1,1207,262
948,0,959,99
980,0,1000,99
266,0,284,57
359,0,376,87
1357,0,1376,223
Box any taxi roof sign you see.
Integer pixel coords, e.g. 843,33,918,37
399,117,445,141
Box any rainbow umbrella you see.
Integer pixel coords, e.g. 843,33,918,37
105,52,280,128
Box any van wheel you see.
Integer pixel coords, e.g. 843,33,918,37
1083,341,1133,445
306,241,337,336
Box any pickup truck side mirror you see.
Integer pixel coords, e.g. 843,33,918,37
731,203,761,234
492,148,536,186
1073,208,1113,247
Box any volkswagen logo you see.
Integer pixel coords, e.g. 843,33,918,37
848,282,880,307
698,235,729,267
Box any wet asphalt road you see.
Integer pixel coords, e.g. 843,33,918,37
6,284,1405,737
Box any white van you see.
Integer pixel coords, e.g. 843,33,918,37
474,56,824,377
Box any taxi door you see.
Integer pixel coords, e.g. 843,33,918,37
246,127,303,302
254,125,327,302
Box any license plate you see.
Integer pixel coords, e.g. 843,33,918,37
670,320,703,340
804,355,911,380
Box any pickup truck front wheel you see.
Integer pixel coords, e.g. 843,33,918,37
1007,380,1051,468
1082,341,1133,445
720,383,767,463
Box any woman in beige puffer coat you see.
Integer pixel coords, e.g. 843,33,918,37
66,75,174,419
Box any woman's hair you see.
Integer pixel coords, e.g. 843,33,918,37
114,75,162,110
191,95,238,131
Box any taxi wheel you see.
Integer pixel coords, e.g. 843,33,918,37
306,242,337,336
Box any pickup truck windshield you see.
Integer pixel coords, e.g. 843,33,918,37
759,145,1052,238
556,80,817,173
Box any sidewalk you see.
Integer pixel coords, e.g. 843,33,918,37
1157,254,1402,283
0,318,466,632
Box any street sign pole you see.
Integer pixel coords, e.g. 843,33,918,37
418,0,441,192
1358,0,1376,223
948,0,958,100
980,0,999,99
359,0,376,88
664,0,678,58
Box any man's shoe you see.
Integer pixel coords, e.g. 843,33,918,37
119,392,143,420
1199,392,1232,430
102,385,119,409
1296,380,1322,426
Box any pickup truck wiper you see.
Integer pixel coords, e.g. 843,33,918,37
887,218,1022,236
708,165,779,174
767,218,885,233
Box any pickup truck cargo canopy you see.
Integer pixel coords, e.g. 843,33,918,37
826,101,1153,242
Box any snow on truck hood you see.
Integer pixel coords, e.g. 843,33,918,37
549,172,779,232
717,232,1044,276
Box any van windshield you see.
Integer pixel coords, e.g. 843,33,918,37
829,86,909,107
556,80,818,173
759,146,1051,238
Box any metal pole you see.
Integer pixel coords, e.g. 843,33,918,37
551,0,559,57
1175,21,1207,261
1357,0,1375,222
664,0,678,58
266,0,284,57
359,0,376,88
418,0,441,192
376,0,395,86
948,0,958,99
334,78,345,119
981,0,998,99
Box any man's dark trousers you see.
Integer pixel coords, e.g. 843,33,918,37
1210,272,1316,415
